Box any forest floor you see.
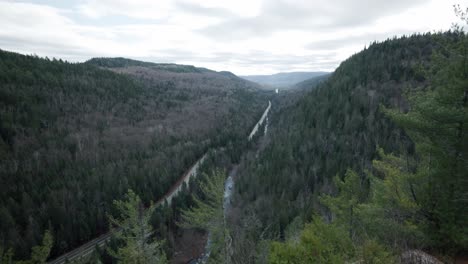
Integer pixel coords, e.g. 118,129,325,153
170,230,208,264
454,255,468,264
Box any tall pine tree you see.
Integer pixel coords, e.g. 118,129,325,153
107,190,167,264
179,170,228,264
384,7,468,251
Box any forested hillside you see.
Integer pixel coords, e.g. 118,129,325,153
0,50,267,260
230,31,467,262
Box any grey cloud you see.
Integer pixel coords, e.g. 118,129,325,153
175,1,236,18
305,29,421,51
0,0,437,75
146,48,199,62
197,0,427,40
0,34,93,60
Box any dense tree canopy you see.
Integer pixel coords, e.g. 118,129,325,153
0,50,267,260
230,31,467,262
2,10,467,264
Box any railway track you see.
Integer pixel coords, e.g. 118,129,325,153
48,101,271,263
48,154,207,264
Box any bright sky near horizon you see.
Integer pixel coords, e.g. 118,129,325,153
0,0,460,75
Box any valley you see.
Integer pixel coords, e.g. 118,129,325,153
47,100,273,264
1,2,467,264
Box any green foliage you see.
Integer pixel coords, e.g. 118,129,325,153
358,150,426,249
269,217,354,264
27,231,53,264
0,49,266,259
179,170,225,230
233,29,468,262
0,230,53,264
371,149,419,213
270,152,407,263
179,169,228,263
383,27,468,252
234,33,448,244
320,169,366,239
0,248,14,264
284,216,304,242
107,190,167,264
357,239,396,264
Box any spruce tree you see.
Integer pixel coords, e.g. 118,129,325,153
107,190,167,264
359,149,426,249
320,169,366,240
1,230,53,264
179,170,228,264
383,8,468,250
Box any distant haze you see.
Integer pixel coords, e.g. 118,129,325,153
241,72,329,88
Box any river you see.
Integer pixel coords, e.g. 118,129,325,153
196,101,271,263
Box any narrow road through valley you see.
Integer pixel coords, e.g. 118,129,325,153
48,101,271,264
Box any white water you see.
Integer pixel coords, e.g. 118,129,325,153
196,101,272,263
224,176,234,213
195,171,235,264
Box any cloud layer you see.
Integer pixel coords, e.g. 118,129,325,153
0,0,457,74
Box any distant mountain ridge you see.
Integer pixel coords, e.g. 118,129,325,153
241,71,329,88
88,57,213,74
293,73,331,90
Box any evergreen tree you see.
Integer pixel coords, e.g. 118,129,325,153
0,230,53,264
320,169,366,240
269,217,354,264
179,170,228,264
107,190,167,264
0,49,266,259
359,149,426,249
383,14,468,250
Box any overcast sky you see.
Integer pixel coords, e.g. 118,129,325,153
0,0,460,75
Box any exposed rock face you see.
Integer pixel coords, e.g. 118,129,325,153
401,250,444,264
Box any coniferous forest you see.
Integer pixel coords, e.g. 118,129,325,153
0,50,267,261
1,3,468,264
229,30,467,264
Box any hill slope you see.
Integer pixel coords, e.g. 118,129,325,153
0,50,267,259
230,32,467,261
